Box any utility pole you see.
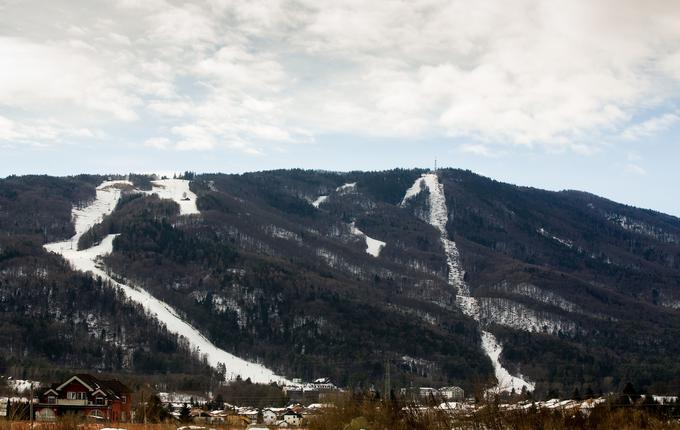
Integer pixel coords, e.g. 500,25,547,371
434,158,437,174
142,391,147,428
29,383,34,430
384,359,391,401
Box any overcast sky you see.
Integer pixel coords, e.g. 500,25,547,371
1,0,680,216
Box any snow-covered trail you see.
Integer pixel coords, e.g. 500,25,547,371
402,173,534,393
311,195,328,208
44,180,289,384
350,222,386,257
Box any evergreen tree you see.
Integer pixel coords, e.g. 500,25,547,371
623,382,639,400
213,393,224,410
585,386,595,399
179,403,192,423
547,389,561,400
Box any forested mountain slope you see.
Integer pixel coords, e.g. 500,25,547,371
1,169,679,396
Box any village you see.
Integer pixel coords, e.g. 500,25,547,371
4,373,677,429
1,373,484,428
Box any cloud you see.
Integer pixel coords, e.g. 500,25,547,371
621,112,680,140
0,37,140,121
459,143,501,158
1,0,680,156
625,163,647,176
171,124,217,150
143,137,171,150
0,115,94,146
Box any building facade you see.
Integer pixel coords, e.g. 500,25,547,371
35,374,131,422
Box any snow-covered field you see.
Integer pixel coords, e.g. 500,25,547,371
44,179,289,384
402,173,534,393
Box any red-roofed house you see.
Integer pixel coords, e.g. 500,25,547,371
35,374,131,422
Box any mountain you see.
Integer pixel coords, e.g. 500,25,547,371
1,169,679,396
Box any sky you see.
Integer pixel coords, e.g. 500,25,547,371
1,0,680,216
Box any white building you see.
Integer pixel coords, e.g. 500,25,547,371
283,410,303,426
262,409,278,425
439,386,464,401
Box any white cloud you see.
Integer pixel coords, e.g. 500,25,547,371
621,113,680,140
143,137,171,150
0,37,140,121
1,0,680,156
459,143,501,158
0,115,95,145
171,124,217,150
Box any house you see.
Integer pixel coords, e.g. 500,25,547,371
35,374,131,422
282,377,339,404
283,410,303,426
439,386,465,402
262,408,279,425
236,406,259,422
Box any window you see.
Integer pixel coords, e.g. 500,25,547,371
47,396,56,404
121,396,126,404
67,392,87,400
95,397,105,405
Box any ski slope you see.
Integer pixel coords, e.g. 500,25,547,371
350,222,386,257
312,195,328,208
148,179,199,215
402,173,534,393
73,180,132,237
45,180,289,384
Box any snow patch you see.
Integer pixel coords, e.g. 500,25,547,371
336,182,356,193
493,282,582,314
478,297,578,336
148,179,199,215
264,225,302,243
5,379,40,393
653,395,678,404
311,195,328,208
537,227,573,248
349,222,386,257
662,300,680,310
605,213,678,243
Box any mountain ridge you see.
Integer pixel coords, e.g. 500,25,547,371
1,168,679,396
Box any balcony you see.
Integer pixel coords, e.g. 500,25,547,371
55,399,88,406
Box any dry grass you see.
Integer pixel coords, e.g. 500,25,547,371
307,395,680,430
0,423,257,430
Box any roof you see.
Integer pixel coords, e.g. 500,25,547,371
45,374,131,399
100,379,131,394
